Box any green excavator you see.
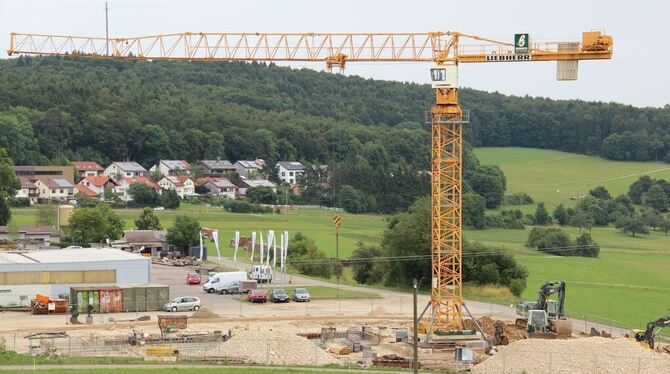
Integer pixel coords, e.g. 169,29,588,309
515,281,568,335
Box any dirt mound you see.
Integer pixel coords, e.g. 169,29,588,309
473,337,670,374
463,316,526,343
220,329,341,366
190,307,219,319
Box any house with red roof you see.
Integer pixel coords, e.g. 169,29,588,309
115,176,161,202
158,175,195,198
16,176,39,203
71,161,104,177
76,175,119,199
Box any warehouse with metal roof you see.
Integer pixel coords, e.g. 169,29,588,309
0,247,150,305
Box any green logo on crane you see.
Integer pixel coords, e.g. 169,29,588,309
515,33,529,54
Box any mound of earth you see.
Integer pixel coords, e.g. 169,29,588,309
473,336,670,374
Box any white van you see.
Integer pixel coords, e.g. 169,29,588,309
248,265,273,283
202,271,247,294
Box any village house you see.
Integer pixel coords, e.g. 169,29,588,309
112,230,171,256
115,176,161,202
235,159,265,178
33,178,75,202
15,176,39,203
199,177,238,199
103,161,147,178
276,161,305,185
237,179,276,197
199,159,236,177
76,176,119,199
158,176,195,198
17,225,60,246
71,161,104,177
150,160,190,177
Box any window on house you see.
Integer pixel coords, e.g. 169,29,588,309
51,189,55,193
289,172,294,176
60,189,64,194
281,172,286,176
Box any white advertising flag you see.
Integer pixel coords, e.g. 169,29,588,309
212,230,221,260
259,233,264,265
198,231,204,260
250,232,256,261
233,231,240,261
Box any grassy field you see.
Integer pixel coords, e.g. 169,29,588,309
10,205,387,259
474,147,670,208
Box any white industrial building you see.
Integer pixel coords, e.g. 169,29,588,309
0,247,150,305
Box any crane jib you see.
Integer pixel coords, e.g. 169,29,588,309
485,54,531,62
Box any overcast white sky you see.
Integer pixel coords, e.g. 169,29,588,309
0,0,667,108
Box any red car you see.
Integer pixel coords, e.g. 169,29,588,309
247,290,268,303
186,273,202,285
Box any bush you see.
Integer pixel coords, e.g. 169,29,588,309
287,233,333,278
8,198,30,207
350,242,385,285
509,278,527,297
526,227,600,257
504,192,534,205
486,209,525,229
462,241,528,295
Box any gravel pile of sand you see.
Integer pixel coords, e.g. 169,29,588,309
190,307,219,319
220,329,341,366
473,337,670,374
463,316,527,343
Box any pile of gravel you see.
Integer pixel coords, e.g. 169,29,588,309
190,307,219,319
473,337,670,374
220,329,341,366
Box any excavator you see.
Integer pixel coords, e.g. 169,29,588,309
515,281,569,336
633,316,670,349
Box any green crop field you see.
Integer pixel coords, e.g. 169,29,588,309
474,147,670,208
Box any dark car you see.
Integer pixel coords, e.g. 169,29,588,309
186,273,201,285
247,290,268,303
270,288,289,303
292,288,311,302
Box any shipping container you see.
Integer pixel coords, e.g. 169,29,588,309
70,287,100,313
120,284,169,312
99,287,123,313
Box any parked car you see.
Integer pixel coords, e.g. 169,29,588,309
153,206,165,211
247,290,268,303
186,272,201,285
164,296,201,312
270,288,289,303
292,288,311,302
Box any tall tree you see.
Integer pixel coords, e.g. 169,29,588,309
135,207,162,230
166,215,201,251
534,202,551,226
0,148,20,225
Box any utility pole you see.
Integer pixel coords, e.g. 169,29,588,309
413,278,419,374
333,215,341,314
105,2,109,56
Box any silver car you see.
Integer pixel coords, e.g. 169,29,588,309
292,288,311,302
164,296,201,312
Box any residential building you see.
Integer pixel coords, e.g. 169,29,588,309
77,176,119,199
115,177,161,202
13,165,75,184
16,177,39,203
235,159,265,178
199,177,237,199
103,162,147,178
199,159,236,177
237,179,276,196
34,178,75,201
149,160,190,177
158,176,195,198
74,184,99,198
71,161,104,177
17,225,60,246
276,161,305,185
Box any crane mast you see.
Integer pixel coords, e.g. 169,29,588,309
7,30,613,333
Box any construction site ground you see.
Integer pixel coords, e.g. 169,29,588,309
1,260,666,372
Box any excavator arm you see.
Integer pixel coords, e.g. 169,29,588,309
635,316,670,349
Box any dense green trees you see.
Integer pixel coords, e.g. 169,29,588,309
129,184,160,207
286,232,333,278
463,193,487,229
161,189,181,209
135,207,162,230
246,186,277,204
526,227,600,257
0,148,20,225
350,242,385,285
166,216,201,250
67,204,124,245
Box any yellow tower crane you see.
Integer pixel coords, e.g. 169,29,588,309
8,30,613,332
